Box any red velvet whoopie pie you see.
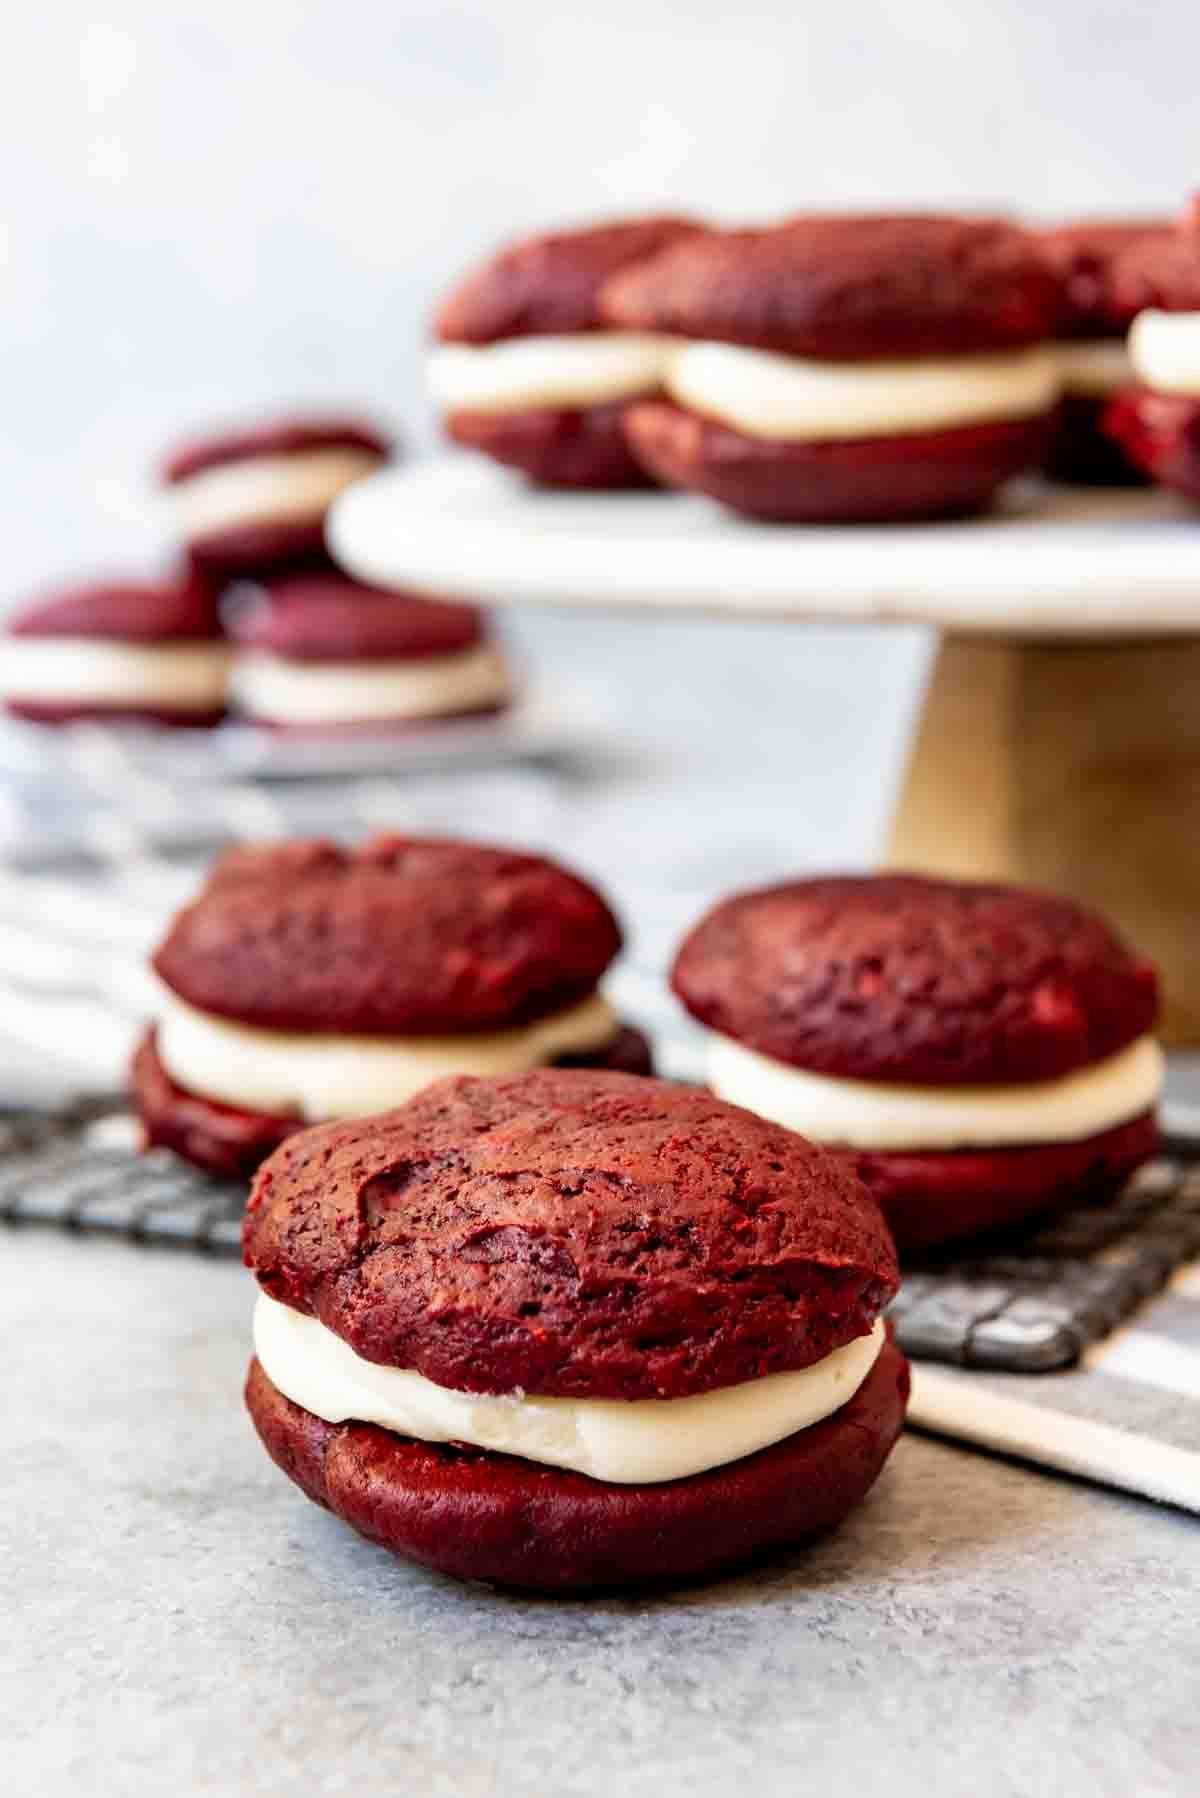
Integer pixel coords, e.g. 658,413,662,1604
132,835,651,1178
224,571,511,731
2,572,228,726
1034,217,1171,483
602,214,1062,521
1103,205,1200,504
671,874,1162,1251
431,214,704,488
243,1067,907,1591
162,414,393,577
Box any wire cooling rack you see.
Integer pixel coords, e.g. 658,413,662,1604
4,1101,1200,1372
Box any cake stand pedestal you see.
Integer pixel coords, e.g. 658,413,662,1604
330,457,1200,1042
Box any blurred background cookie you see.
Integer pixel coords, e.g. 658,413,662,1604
430,215,702,487
606,214,1061,521
1,572,228,726
224,571,511,731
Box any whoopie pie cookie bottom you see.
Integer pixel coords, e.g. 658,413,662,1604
851,1109,1158,1252
1103,387,1200,503
1044,394,1148,486
131,1023,654,1180
186,517,332,581
245,1336,908,1593
445,400,657,489
5,700,226,729
622,400,1054,522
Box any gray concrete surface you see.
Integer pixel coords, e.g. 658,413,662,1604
6,1229,1198,1798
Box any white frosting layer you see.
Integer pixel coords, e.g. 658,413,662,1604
1128,310,1200,395
170,447,383,542
1054,338,1134,397
429,334,677,415
232,644,510,725
664,341,1060,441
707,1033,1163,1151
1,637,230,711
253,1291,885,1484
157,990,619,1122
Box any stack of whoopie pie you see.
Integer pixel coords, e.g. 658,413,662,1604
671,873,1162,1250
435,211,1068,520
133,835,650,1177
242,1068,909,1591
430,214,704,489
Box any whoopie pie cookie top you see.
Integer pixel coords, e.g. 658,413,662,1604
224,572,486,663
601,214,1062,361
672,873,1159,1087
153,835,623,1036
1101,219,1200,320
162,414,392,485
242,1067,898,1399
7,574,222,643
434,214,705,346
1034,218,1174,336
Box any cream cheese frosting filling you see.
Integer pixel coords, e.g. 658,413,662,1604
157,989,620,1121
1,638,230,711
253,1291,885,1484
1054,338,1135,397
231,644,509,726
169,447,384,542
706,1032,1163,1152
1128,310,1200,395
429,333,678,414
663,341,1061,441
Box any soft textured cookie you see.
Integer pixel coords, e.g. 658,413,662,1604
242,1068,906,1589
430,215,703,488
1034,218,1170,483
224,573,510,729
601,214,1061,521
162,414,392,576
672,873,1162,1250
133,835,650,1177
2,574,228,726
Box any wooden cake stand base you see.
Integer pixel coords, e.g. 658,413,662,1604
888,636,1200,1043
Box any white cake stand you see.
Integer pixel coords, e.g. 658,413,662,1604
330,456,1200,1041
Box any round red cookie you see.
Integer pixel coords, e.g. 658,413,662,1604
853,1110,1159,1251
162,414,392,578
601,214,1061,360
152,836,624,1036
244,1336,909,1592
1034,219,1172,339
131,1021,653,1180
7,573,221,643
243,1069,899,1399
672,873,1159,1086
1104,386,1200,503
225,572,486,662
622,402,1053,523
434,215,702,488
435,215,704,345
